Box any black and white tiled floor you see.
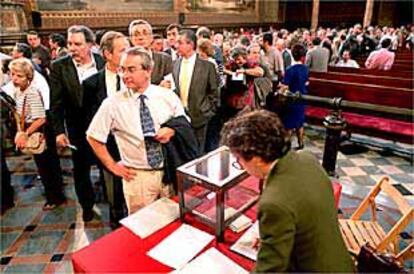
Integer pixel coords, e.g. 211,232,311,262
1,125,413,273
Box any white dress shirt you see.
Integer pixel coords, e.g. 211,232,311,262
86,84,187,169
72,53,98,83
105,68,124,97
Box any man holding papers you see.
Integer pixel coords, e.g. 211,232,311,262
86,47,186,214
221,109,354,272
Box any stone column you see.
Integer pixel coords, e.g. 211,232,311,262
310,0,319,32
363,0,374,28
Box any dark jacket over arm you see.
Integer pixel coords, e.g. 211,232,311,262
161,116,200,189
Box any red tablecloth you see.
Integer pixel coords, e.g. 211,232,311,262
71,179,342,273
72,211,257,273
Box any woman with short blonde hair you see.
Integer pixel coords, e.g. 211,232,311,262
9,57,66,210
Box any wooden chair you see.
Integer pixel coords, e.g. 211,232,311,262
339,176,414,258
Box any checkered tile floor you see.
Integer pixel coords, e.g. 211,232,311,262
1,125,413,273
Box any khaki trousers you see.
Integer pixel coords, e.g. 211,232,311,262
122,169,171,215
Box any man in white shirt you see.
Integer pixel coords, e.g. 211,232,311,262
336,50,360,68
87,47,186,214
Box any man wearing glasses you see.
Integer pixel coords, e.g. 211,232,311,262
221,109,353,272
128,19,172,88
86,47,186,215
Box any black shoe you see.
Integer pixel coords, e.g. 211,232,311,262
82,209,94,222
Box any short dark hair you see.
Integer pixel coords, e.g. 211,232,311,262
381,38,391,49
239,35,250,47
312,37,322,46
49,33,66,47
95,30,107,46
15,43,32,59
67,25,95,44
262,32,273,46
166,23,181,32
153,34,163,40
220,109,290,163
291,44,306,61
179,29,197,50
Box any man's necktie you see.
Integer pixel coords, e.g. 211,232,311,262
139,95,163,168
179,59,190,108
116,74,121,92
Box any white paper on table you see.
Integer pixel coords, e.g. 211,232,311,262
147,224,214,269
119,197,179,238
230,221,259,261
171,247,248,274
163,73,176,90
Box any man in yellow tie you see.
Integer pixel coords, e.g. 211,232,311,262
173,30,218,153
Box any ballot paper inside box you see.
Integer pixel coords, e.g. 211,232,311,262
176,146,261,242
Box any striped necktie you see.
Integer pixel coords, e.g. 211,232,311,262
139,94,163,168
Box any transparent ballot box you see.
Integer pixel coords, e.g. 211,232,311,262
176,147,260,242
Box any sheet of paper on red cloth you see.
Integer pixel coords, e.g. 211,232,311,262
230,221,259,261
171,247,248,274
119,197,179,238
147,224,214,269
71,176,341,273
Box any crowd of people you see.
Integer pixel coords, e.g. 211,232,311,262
1,21,412,272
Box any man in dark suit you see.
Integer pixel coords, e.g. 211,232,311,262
128,19,172,87
49,25,105,222
164,23,180,61
27,30,51,77
173,29,218,153
82,31,130,226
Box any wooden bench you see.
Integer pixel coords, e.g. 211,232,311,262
305,107,414,144
305,78,414,144
308,78,413,109
328,66,412,79
310,71,413,89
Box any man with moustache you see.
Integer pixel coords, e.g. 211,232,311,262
49,25,105,222
82,31,130,226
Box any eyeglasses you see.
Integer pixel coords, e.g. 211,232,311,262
232,157,243,170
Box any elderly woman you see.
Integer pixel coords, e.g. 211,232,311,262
220,109,354,272
9,58,65,210
222,47,264,119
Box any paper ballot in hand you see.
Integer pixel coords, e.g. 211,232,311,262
163,73,176,90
